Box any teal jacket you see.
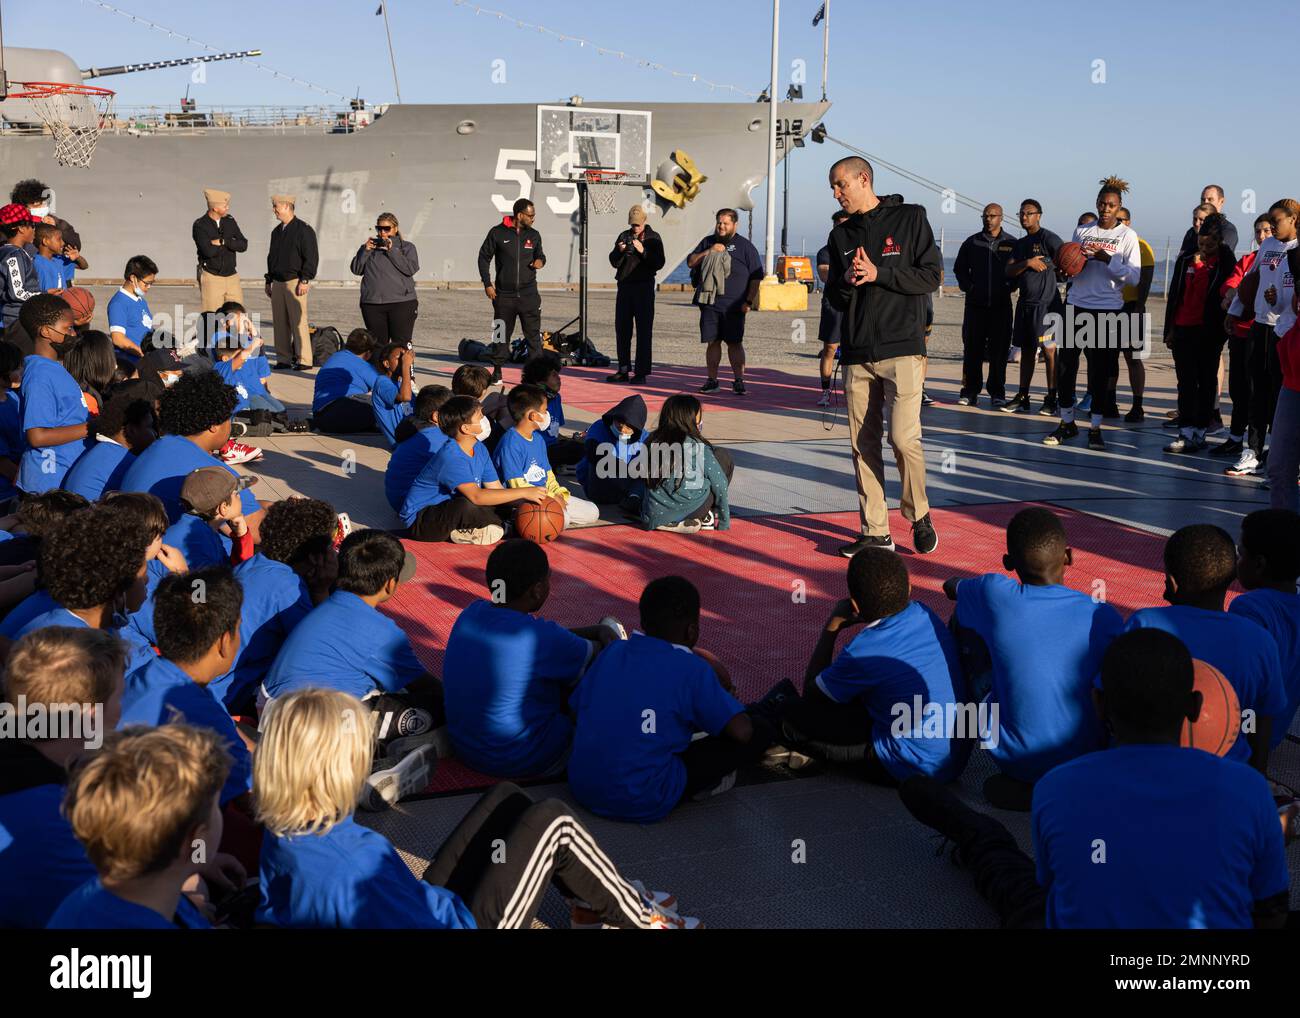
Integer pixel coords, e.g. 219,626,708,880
639,438,730,530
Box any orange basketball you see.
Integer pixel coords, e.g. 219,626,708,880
514,495,565,544
1054,241,1088,278
60,286,95,325
1180,659,1240,757
694,647,733,693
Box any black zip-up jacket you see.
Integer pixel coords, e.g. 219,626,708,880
1164,243,1235,337
265,216,319,284
954,230,1015,307
478,216,546,295
609,226,666,284
825,195,943,364
192,213,249,277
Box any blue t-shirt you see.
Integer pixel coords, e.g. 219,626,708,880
0,390,22,502
575,417,646,494
17,355,88,493
214,356,272,414
400,440,499,528
493,427,554,489
61,439,134,502
163,514,232,572
569,634,744,822
371,375,412,449
14,607,156,676
121,434,259,523
312,349,379,413
56,254,76,286
105,289,152,351
1229,589,1300,746
1124,606,1287,764
689,232,764,312
33,254,68,291
955,575,1122,782
256,817,474,929
210,554,313,709
817,601,972,782
48,879,210,930
0,782,96,929
385,425,448,512
539,393,565,449
1033,744,1289,928
443,599,592,777
0,589,57,638
263,590,425,701
120,657,252,805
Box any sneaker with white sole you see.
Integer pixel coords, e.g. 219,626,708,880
381,728,452,762
697,509,718,530
816,388,832,407
360,743,436,812
1225,449,1261,476
648,911,702,929
656,519,702,534
449,524,505,545
219,439,263,465
599,615,628,640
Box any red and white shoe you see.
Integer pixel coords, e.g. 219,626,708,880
218,439,264,465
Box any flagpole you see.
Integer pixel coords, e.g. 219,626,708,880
764,0,780,278
820,0,829,101
379,1,400,102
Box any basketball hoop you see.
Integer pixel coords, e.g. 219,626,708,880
9,82,116,168
582,170,627,216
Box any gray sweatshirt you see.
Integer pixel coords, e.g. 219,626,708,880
350,238,420,304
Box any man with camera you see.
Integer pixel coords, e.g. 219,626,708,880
478,198,546,358
350,211,420,345
607,205,665,384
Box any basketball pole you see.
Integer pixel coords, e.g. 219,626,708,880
578,178,589,345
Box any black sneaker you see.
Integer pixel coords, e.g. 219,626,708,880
1037,395,1058,416
1042,421,1078,446
606,370,630,384
839,533,895,557
1100,403,1122,420
732,379,747,396
629,373,649,384
1124,406,1144,423
999,394,1030,414
1163,416,1182,430
698,378,720,394
911,513,939,555
1088,427,1105,450
1209,437,1244,458
899,775,1014,854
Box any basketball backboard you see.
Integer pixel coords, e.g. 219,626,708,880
535,105,652,185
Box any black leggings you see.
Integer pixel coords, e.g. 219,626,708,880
423,782,658,929
1227,331,1253,439
779,681,898,786
1056,308,1121,415
314,395,377,434
361,300,419,344
1248,320,1283,455
1171,325,1225,431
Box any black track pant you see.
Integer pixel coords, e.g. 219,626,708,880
953,815,1046,929
1171,325,1225,431
614,280,655,377
960,301,1012,400
1227,330,1254,440
409,493,505,543
423,782,657,929
314,395,377,434
1248,320,1284,456
361,300,419,344
493,291,542,356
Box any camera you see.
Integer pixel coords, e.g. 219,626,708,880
372,236,389,248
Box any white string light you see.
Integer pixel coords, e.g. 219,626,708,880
451,0,761,97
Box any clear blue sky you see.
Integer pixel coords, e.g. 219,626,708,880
10,0,1298,256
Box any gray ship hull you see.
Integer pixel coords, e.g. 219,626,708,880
0,101,829,284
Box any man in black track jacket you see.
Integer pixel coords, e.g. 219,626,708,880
825,156,943,559
953,205,1016,406
478,198,547,357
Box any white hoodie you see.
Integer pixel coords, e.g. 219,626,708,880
1228,236,1297,331
1066,222,1142,310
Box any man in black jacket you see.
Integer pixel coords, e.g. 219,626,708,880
478,198,546,357
953,205,1015,407
607,205,665,383
264,194,318,370
193,188,248,312
825,156,942,558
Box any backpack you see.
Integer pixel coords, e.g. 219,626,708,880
460,337,510,366
310,325,342,365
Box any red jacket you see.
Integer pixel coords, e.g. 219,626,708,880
1280,319,1300,392
1222,251,1257,339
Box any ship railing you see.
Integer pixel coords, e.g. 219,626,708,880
98,105,375,135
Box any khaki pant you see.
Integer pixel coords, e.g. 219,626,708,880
197,268,244,313
844,355,930,537
270,279,312,367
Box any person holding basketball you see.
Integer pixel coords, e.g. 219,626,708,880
1003,199,1064,415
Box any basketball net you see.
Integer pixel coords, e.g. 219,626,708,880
583,170,625,216
14,83,116,168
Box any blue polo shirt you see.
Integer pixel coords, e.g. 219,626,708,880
1033,744,1289,928
121,434,259,523
106,289,152,351
569,634,744,822
256,817,475,929
816,601,972,782
33,254,68,291
372,376,412,448
48,879,211,930
120,656,251,806
385,425,447,512
400,440,498,528
0,780,96,929
263,589,425,701
954,575,1122,782
1124,606,1287,763
61,438,134,502
17,354,88,493
442,599,592,778
1229,589,1300,745
214,356,272,414
312,349,379,413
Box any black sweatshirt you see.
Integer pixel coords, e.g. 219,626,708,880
953,230,1015,307
825,195,943,364
609,226,666,284
265,216,319,284
477,216,546,295
192,213,249,277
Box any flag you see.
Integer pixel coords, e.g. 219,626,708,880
375,3,383,14
812,3,825,26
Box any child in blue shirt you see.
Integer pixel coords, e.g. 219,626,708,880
385,383,451,513
61,381,158,503
312,327,380,434
16,294,88,493
493,383,600,529
945,507,1122,809
371,342,414,447
898,628,1290,930
32,223,68,290
775,547,972,785
521,353,585,466
1124,523,1287,773
442,539,617,778
105,255,157,360
1230,509,1300,746
402,395,545,543
49,724,229,930
576,393,648,509
570,575,768,822
0,340,24,505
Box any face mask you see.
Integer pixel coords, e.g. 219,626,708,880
29,206,49,219
474,416,491,442
162,372,181,387
534,411,551,432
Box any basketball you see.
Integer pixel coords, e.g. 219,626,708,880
514,495,565,544
695,647,733,692
1054,241,1088,278
61,286,95,325
1180,659,1240,757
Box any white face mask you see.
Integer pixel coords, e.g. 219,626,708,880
534,411,551,432
161,372,181,387
617,427,633,442
474,416,491,442
29,206,49,219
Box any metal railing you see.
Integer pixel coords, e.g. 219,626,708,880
1,104,379,136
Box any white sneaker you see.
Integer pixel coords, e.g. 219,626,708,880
656,520,702,534
1225,449,1261,477
816,388,832,407
218,439,264,465
360,743,435,811
449,524,505,545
